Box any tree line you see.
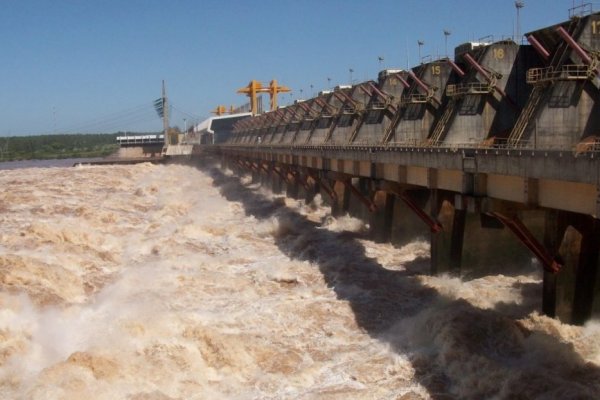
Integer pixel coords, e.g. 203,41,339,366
0,132,159,161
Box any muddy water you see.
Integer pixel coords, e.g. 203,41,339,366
0,162,599,399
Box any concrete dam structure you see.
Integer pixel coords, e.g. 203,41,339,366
190,10,600,325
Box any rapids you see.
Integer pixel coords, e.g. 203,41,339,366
0,161,599,399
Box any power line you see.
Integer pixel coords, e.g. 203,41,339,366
58,101,161,134
171,104,204,120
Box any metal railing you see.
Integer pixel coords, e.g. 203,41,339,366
218,136,600,155
569,2,594,18
446,82,495,97
401,93,429,104
368,101,387,110
526,64,593,84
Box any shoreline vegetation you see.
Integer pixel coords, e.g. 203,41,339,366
0,132,157,161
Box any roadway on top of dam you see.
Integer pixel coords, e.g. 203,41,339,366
217,142,600,188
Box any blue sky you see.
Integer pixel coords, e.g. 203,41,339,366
0,0,586,135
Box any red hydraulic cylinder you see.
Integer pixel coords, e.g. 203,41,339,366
447,59,466,77
463,53,493,81
526,34,550,60
298,102,317,117
367,82,390,101
332,91,347,104
274,167,291,184
315,97,335,113
358,84,373,97
556,26,592,64
340,90,357,104
408,70,431,94
290,170,311,191
307,172,337,202
463,52,514,105
399,193,443,233
393,72,411,88
342,180,378,213
490,212,562,273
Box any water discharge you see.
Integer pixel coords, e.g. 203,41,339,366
0,162,599,399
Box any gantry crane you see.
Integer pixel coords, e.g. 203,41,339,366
211,105,235,116
265,79,291,111
237,80,264,115
237,79,291,115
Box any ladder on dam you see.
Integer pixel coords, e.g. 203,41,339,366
427,98,456,146
381,107,406,144
348,114,366,144
507,17,583,147
507,85,545,147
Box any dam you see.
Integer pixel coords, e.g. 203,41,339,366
178,7,600,326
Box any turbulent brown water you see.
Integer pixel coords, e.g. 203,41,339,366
1,161,600,399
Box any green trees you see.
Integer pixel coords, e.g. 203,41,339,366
0,132,156,161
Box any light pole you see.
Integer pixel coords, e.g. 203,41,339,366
349,68,354,84
327,77,331,89
515,1,525,43
418,40,424,63
378,56,384,70
443,30,451,57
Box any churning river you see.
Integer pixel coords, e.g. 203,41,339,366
1,161,600,399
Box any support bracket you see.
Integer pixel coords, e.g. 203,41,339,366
489,212,562,273
307,172,337,202
342,179,377,213
399,192,443,233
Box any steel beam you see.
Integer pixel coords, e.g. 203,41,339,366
307,171,337,201
490,212,562,273
399,192,443,233
342,179,377,213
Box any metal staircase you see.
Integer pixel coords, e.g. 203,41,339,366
381,107,406,144
506,85,546,146
427,99,456,146
348,113,366,144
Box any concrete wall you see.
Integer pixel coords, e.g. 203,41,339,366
308,117,334,144
116,145,163,158
270,124,287,144
534,82,600,148
443,42,530,145
394,61,456,144
329,116,358,145
294,121,314,144
281,122,300,144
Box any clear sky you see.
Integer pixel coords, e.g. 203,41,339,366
0,0,589,136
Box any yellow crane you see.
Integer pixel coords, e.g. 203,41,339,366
237,79,291,115
265,79,291,111
237,80,264,115
211,105,236,116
